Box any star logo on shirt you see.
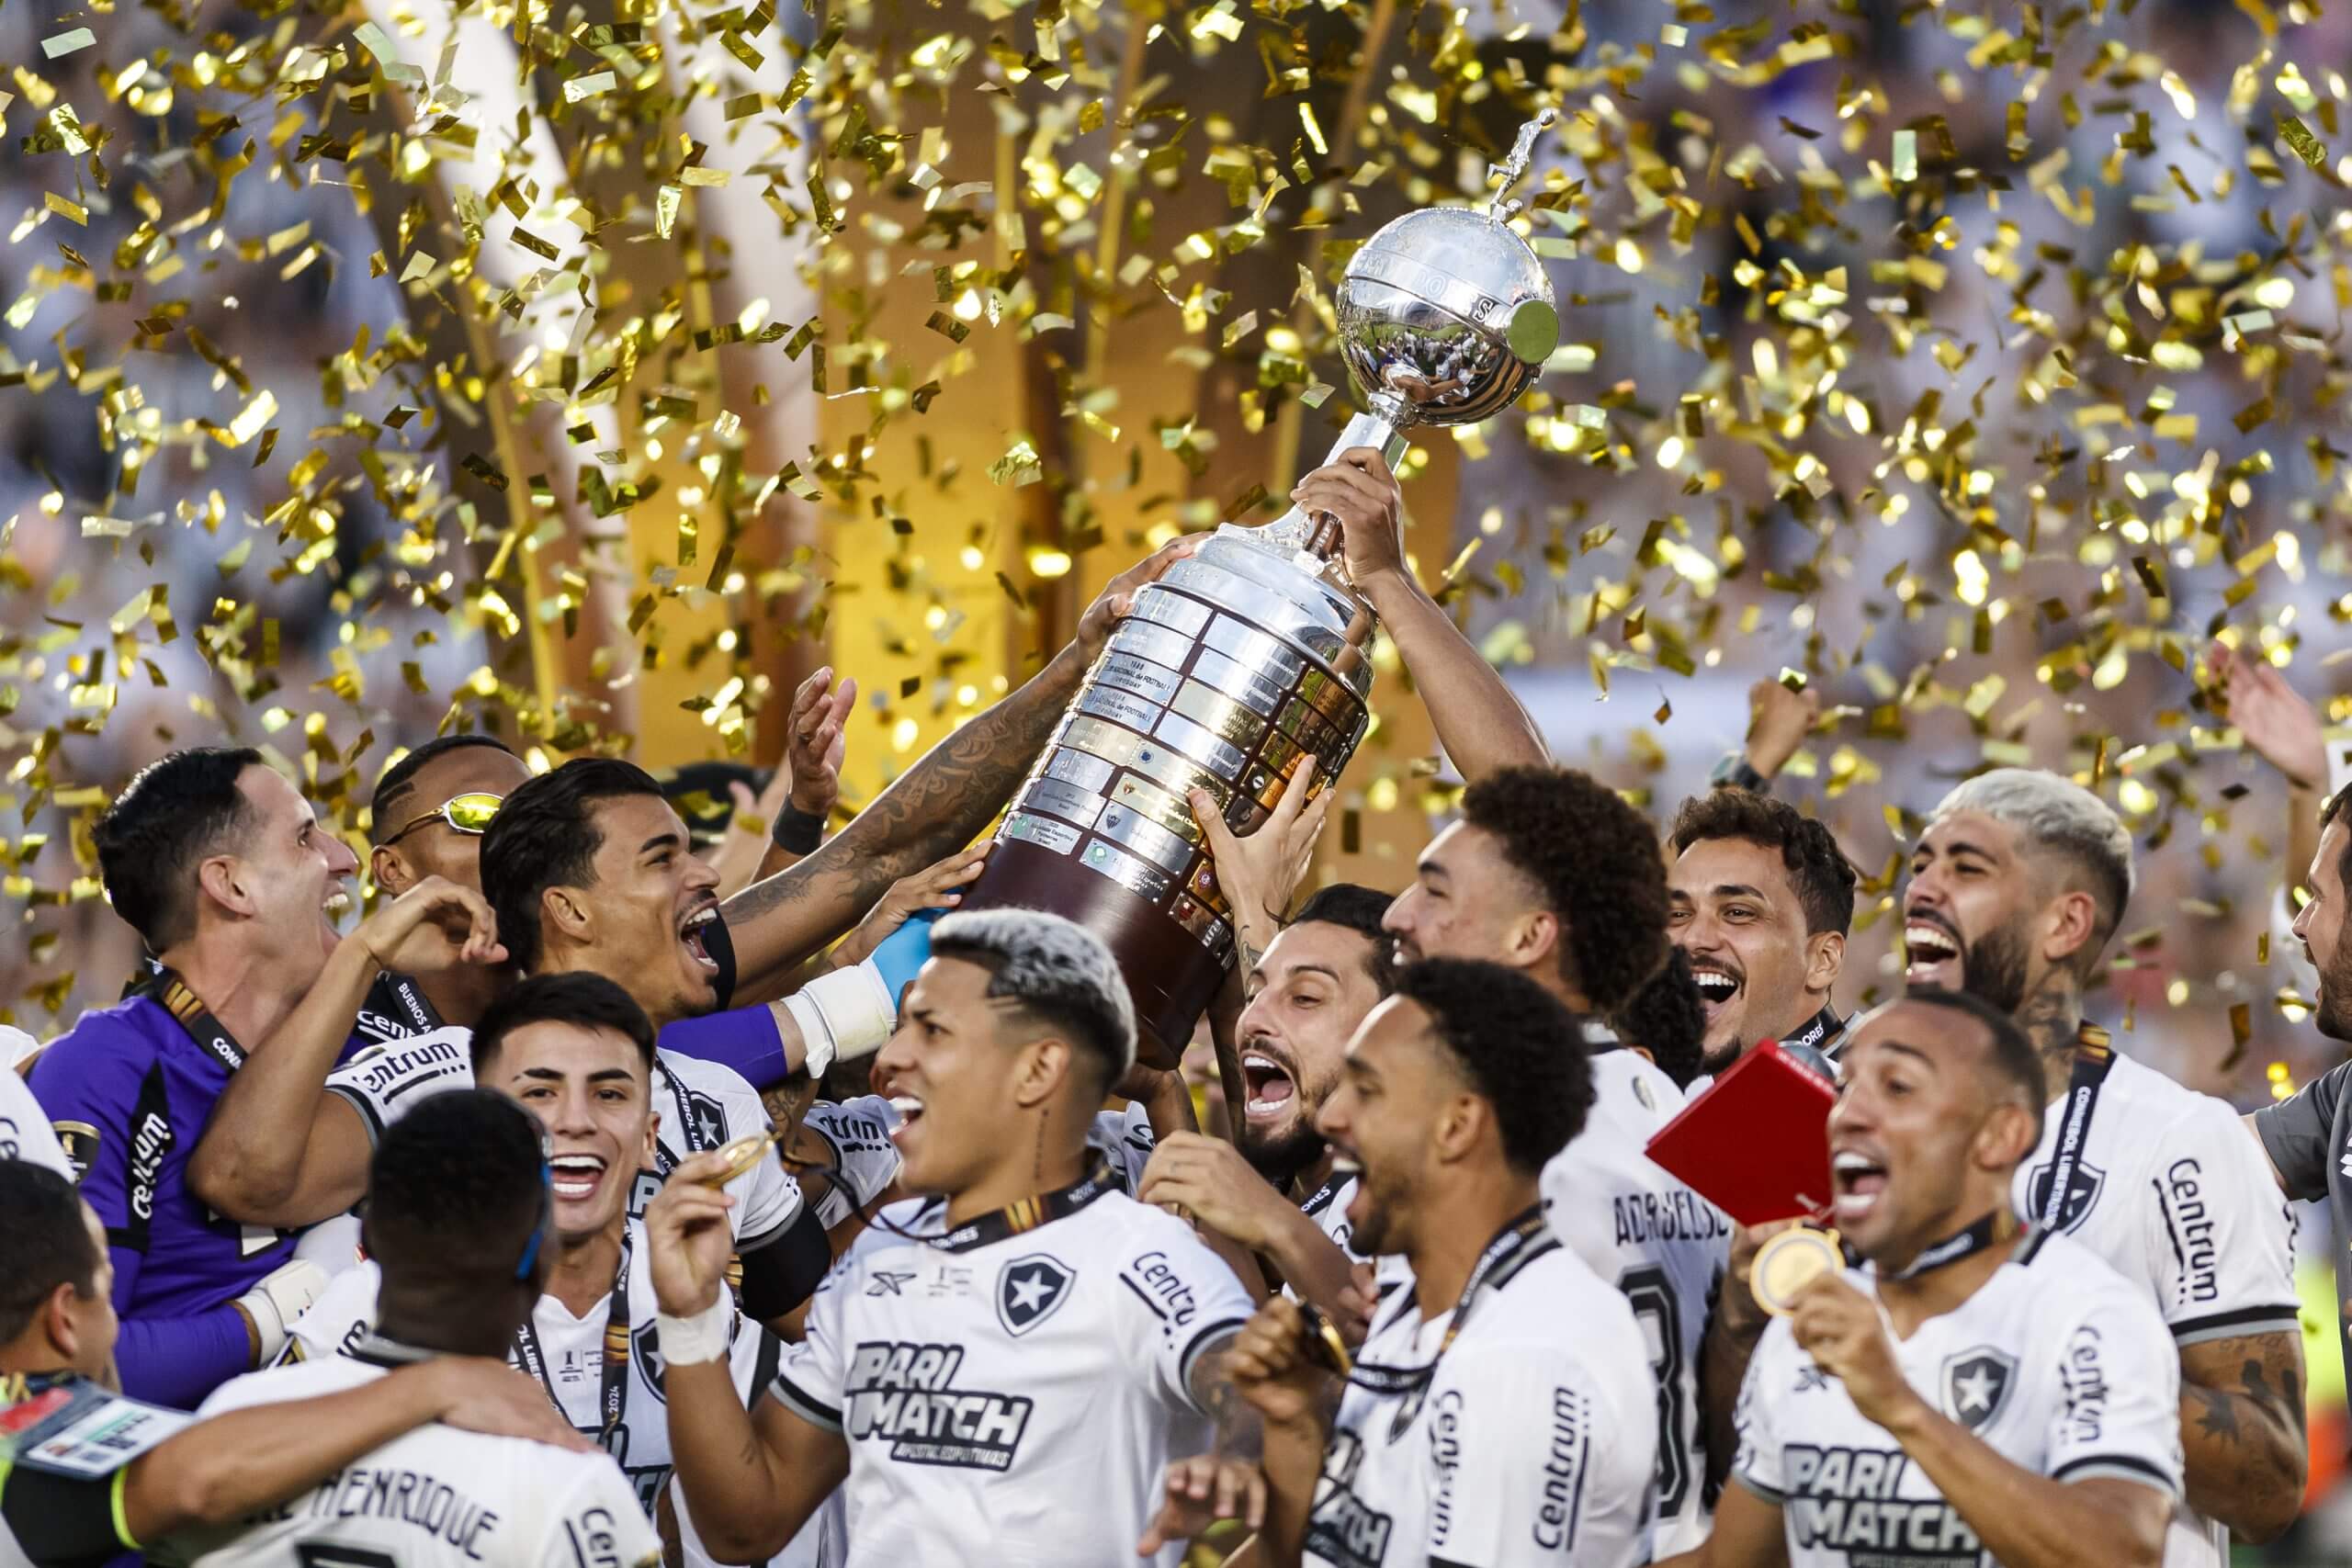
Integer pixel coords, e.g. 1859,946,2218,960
1940,1348,2017,1431
995,1254,1075,1337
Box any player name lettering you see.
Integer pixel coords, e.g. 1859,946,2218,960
1610,1188,1727,1247
844,1340,1034,1471
1785,1445,1979,1564
261,1465,503,1559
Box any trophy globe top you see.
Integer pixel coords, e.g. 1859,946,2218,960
1335,206,1559,430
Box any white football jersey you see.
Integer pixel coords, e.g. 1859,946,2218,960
0,1063,70,1177
1305,1229,1657,1568
797,1094,1158,1227
2013,1047,2298,1568
188,1343,662,1568
769,1173,1252,1566
326,1027,801,1245
1539,1046,1725,1550
277,1229,794,1568
1302,1174,1363,1259
1735,1230,2183,1568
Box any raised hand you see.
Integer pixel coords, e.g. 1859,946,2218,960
1745,679,1823,781
1075,535,1204,662
356,874,505,975
2211,638,2326,791
1289,448,1406,590
784,666,856,819
1187,757,1332,953
643,1150,741,1319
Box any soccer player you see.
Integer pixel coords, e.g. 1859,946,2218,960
1667,786,1858,1077
1382,761,1723,1547
1897,768,2305,1560
190,759,876,1325
187,1089,661,1568
1664,990,2185,1568
27,748,497,1404
0,1159,595,1568
1154,959,1657,1567
1137,885,1394,1316
275,974,790,1568
2246,786,2352,1439
643,910,1256,1567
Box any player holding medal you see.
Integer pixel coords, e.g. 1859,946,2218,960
1659,990,2183,1568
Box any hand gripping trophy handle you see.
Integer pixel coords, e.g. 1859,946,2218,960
1246,107,1563,575
959,109,1566,1066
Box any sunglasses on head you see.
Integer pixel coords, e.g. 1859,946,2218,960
382,792,503,847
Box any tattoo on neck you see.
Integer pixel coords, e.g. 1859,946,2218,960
2016,978,2083,1077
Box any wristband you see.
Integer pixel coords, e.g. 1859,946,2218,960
771,805,826,855
1709,752,1769,794
654,1294,734,1367
781,960,900,1079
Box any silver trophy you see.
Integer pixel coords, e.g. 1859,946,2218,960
963,112,1564,1065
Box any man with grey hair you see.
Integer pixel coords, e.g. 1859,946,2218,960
1894,766,2304,1565
641,908,1259,1567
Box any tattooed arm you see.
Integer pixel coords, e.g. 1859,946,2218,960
718,538,1201,1001
2177,1334,2308,1543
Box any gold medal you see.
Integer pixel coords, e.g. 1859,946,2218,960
1751,1226,1843,1317
703,1130,785,1189
1297,1301,1354,1376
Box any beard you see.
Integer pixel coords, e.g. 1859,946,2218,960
1957,918,2035,1017
1700,1042,1742,1079
2319,934,2352,1042
1239,1120,1327,1190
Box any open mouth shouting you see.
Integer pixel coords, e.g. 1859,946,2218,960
1690,962,1741,1029
1240,1043,1300,1127
678,901,722,976
1903,912,1962,987
1831,1146,1888,1224
887,1093,924,1141
549,1151,610,1205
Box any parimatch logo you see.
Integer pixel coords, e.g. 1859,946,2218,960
844,1341,1033,1472
1784,1444,1980,1564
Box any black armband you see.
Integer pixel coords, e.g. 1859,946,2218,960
736,1204,833,1320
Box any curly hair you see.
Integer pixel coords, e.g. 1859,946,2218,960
1391,958,1597,1174
1458,765,1668,1012
1611,946,1707,1089
1668,786,1858,938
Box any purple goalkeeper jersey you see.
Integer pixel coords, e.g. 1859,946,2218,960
28,992,296,1407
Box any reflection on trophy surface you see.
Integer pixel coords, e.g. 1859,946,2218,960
963,112,1566,1066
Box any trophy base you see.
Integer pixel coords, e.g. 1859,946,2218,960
960,838,1225,1073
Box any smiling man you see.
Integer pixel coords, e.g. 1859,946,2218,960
1661,990,2184,1568
28,749,376,1404
1898,768,2305,1564
275,975,788,1568
1667,787,1857,1077
646,909,1256,1568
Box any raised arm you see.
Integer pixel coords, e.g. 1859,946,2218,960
189,876,501,1227
1288,449,1547,783
646,1148,850,1562
718,536,1202,999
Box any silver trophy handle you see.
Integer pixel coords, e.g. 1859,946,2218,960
1231,400,1410,570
